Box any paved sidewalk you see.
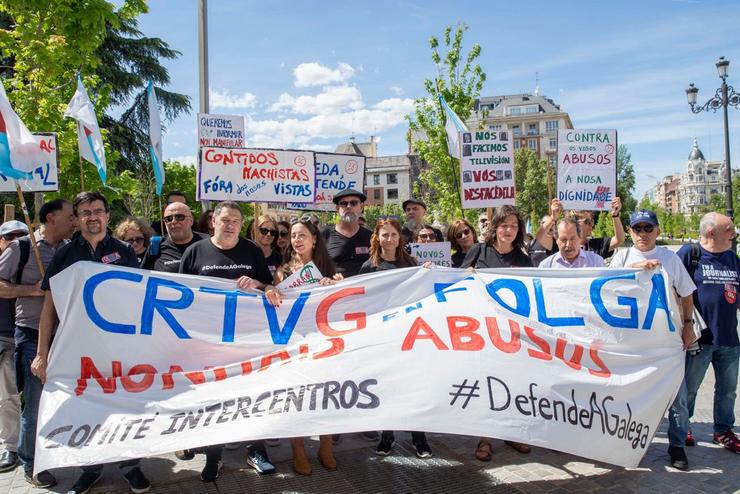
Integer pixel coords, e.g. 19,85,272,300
0,370,737,494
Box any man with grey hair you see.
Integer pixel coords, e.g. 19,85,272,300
671,212,740,460
539,217,605,268
323,188,371,277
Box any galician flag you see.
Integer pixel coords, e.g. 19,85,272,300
439,95,469,160
147,80,164,195
64,76,107,183
0,81,39,180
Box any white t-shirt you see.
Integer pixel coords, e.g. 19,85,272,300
609,246,696,297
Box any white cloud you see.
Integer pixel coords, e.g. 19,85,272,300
269,86,364,115
167,155,196,166
390,86,404,96
294,62,355,87
209,89,257,109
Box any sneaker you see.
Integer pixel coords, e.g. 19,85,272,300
123,467,151,493
685,429,695,447
175,449,194,460
413,438,433,459
0,450,18,472
200,459,223,482
245,450,276,474
713,430,740,454
67,470,102,494
668,446,689,470
361,431,379,441
24,469,57,488
376,436,394,456
224,442,242,451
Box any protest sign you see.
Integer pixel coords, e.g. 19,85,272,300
276,262,323,290
198,147,315,203
460,131,516,209
289,152,366,211
36,263,684,472
557,129,618,210
409,242,452,267
0,133,58,192
198,113,245,148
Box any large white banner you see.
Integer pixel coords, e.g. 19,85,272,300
198,147,315,203
0,133,59,192
36,263,685,473
557,129,618,210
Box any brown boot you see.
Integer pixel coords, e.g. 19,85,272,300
317,434,337,470
290,437,311,476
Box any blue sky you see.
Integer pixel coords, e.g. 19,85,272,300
136,0,740,200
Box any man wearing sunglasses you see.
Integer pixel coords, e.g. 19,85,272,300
609,209,698,470
323,188,372,278
153,202,206,273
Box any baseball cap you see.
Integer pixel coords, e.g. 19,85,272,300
0,220,29,236
629,209,658,228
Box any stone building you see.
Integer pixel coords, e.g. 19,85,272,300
677,138,729,214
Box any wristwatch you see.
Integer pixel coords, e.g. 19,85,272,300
683,318,694,323
611,212,620,217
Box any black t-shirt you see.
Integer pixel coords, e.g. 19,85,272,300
178,237,272,285
585,236,613,259
0,297,14,337
527,239,558,267
359,257,417,274
264,248,283,279
154,232,207,273
41,233,139,291
323,226,372,278
461,243,533,269
451,250,467,268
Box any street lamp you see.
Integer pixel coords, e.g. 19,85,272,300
686,57,740,221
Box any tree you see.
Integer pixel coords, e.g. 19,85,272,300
408,24,486,224
592,144,636,234
362,203,404,230
514,148,549,226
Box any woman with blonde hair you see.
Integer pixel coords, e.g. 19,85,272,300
114,217,154,268
246,214,282,277
447,218,477,267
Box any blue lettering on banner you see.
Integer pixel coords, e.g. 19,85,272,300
84,270,142,334
642,273,675,332
199,287,257,342
140,277,194,338
590,272,639,328
261,292,311,344
533,278,585,327
486,278,531,318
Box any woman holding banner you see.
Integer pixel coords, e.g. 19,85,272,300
265,216,341,476
447,218,478,268
460,205,532,459
358,219,434,458
246,215,283,278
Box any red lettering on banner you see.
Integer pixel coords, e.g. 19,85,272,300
313,337,344,359
316,288,366,336
447,316,484,351
524,326,552,361
588,346,611,378
205,366,228,381
259,350,291,371
75,357,121,396
240,361,253,375
555,338,584,371
486,317,521,353
161,365,206,389
120,364,156,393
401,317,449,351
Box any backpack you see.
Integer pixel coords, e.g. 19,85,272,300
8,236,31,327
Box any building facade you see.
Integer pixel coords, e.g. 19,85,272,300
467,92,574,167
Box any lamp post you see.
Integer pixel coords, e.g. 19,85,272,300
686,57,740,222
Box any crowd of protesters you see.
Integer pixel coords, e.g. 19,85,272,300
0,187,736,493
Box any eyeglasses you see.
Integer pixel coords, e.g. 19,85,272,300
163,214,188,223
1,232,25,241
123,236,145,244
338,200,360,208
418,233,436,240
455,228,472,240
259,227,278,237
278,230,289,238
78,208,107,218
631,224,655,233
291,214,317,226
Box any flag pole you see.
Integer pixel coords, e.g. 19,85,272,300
76,122,86,190
14,184,45,278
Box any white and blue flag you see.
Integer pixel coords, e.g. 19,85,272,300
439,95,469,160
147,80,164,195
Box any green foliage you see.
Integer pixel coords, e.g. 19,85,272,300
592,144,637,234
362,203,404,230
514,148,549,226
408,24,486,224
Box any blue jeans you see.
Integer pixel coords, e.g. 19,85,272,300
669,344,740,446
14,327,42,472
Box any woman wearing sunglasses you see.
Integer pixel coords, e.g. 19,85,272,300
415,225,438,244
114,217,155,268
246,215,282,277
264,217,341,476
276,220,291,254
447,219,478,268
